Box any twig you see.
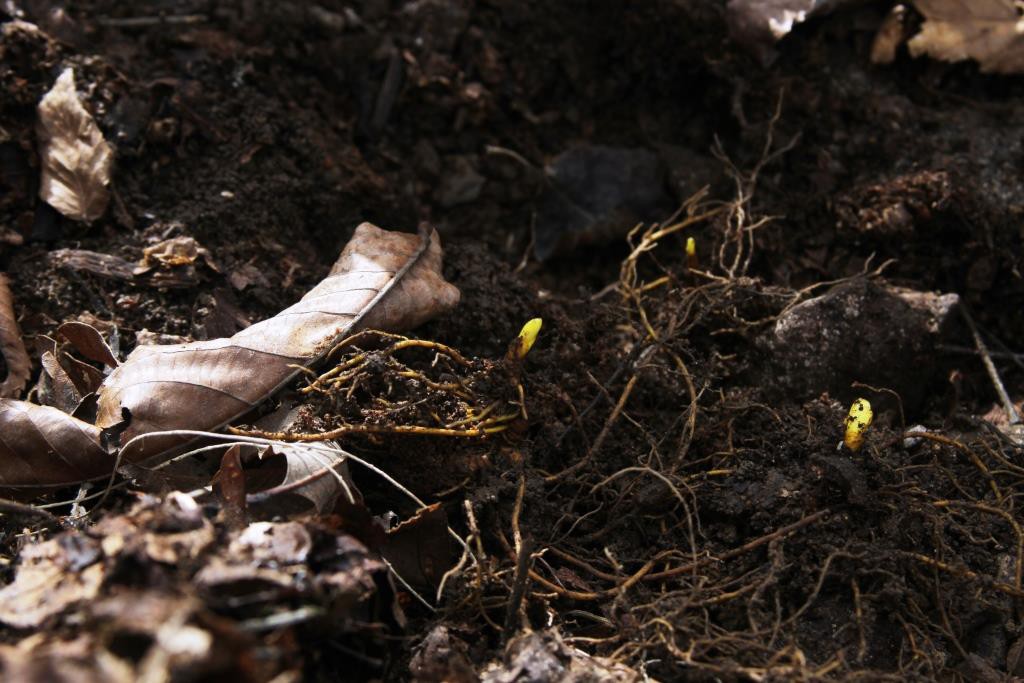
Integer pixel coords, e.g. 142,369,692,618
97,13,207,27
961,306,1020,426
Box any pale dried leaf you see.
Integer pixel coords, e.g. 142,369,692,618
908,0,1024,73
0,274,31,398
36,68,114,222
96,223,459,462
0,399,110,488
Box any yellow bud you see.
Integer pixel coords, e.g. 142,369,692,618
509,318,542,361
843,398,873,452
685,237,698,270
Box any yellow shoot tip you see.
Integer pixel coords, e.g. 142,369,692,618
843,398,873,452
685,237,698,269
510,318,542,360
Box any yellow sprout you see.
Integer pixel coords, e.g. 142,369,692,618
685,237,698,270
843,398,873,452
508,318,542,361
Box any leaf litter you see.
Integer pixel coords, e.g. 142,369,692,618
0,222,459,489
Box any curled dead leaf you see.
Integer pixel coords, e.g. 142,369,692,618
36,68,114,222
57,321,120,368
96,223,459,463
0,274,31,398
212,445,247,528
38,349,82,413
246,443,355,514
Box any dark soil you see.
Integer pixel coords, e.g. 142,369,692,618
2,1,1024,681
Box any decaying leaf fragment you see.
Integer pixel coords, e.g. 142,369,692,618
0,274,31,398
134,236,218,275
36,68,114,222
0,535,105,628
908,0,1024,73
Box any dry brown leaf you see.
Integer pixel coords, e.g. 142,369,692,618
246,444,354,514
908,0,1024,73
96,222,459,462
36,68,114,222
229,521,313,565
0,399,110,488
39,349,82,413
0,274,31,398
212,444,247,528
57,321,120,368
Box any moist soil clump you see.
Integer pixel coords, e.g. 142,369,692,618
1,2,1023,681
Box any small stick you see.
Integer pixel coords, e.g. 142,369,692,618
961,306,1020,426
97,14,207,28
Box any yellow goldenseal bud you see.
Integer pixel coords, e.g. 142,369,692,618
685,237,698,270
509,318,542,361
844,398,873,452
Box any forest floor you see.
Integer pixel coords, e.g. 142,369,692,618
2,2,1024,681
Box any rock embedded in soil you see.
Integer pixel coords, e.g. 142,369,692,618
761,278,959,410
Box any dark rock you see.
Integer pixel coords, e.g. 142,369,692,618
761,279,959,410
